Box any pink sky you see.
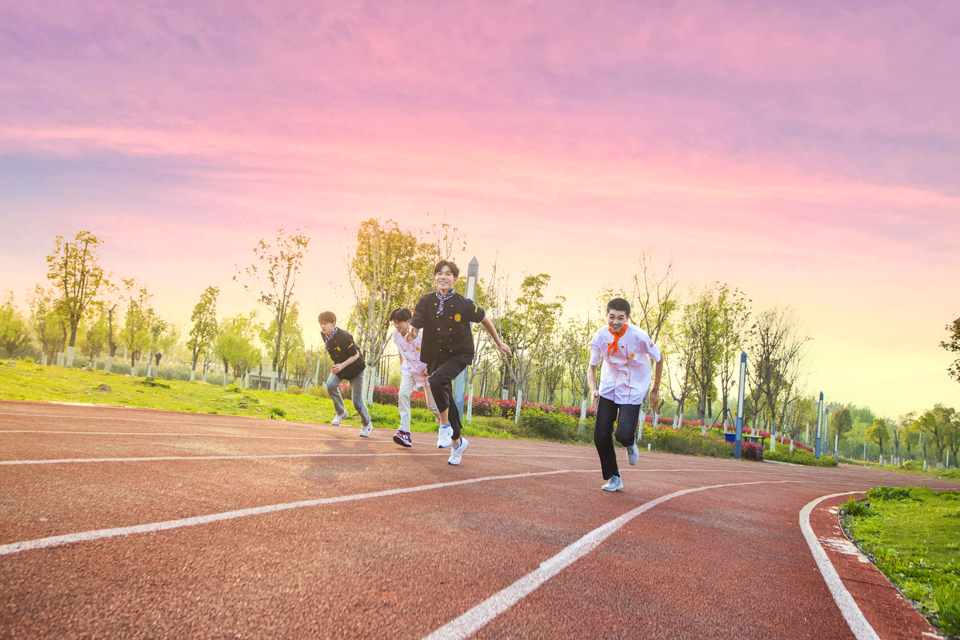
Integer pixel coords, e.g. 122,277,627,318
1,0,958,417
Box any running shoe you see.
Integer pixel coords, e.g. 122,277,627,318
447,437,469,465
393,430,413,447
437,424,454,448
601,475,623,492
627,443,640,465
359,423,373,437
331,412,348,426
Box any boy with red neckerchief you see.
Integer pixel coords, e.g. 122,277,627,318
587,298,664,492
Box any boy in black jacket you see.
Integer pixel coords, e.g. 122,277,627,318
319,311,373,437
406,260,511,465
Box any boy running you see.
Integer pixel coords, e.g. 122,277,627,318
389,307,442,447
587,298,663,492
318,311,373,437
406,260,511,465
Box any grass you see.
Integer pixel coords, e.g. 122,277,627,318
839,457,960,485
841,486,960,638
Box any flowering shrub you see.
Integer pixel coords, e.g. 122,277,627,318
373,386,400,406
741,442,764,461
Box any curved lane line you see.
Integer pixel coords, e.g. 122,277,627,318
422,480,791,640
799,492,881,640
0,469,590,557
0,453,594,465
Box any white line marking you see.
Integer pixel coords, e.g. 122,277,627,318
0,469,591,556
422,480,789,640
799,492,881,640
0,453,594,465
0,430,351,441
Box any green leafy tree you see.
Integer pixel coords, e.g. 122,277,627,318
45,231,109,365
748,306,808,441
683,286,723,428
866,418,889,461
0,292,32,358
917,405,955,467
941,317,960,384
29,285,66,361
216,313,262,382
80,302,109,364
346,218,437,403
235,227,310,380
187,286,220,378
120,278,155,374
262,302,304,385
830,407,854,443
563,314,602,409
892,412,915,463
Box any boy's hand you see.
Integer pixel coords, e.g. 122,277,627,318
331,364,342,374
649,388,659,413
591,387,599,409
405,326,420,342
497,341,512,357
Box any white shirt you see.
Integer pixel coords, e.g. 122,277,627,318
589,324,662,405
393,330,430,388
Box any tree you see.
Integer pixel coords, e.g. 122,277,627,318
748,306,809,442
80,302,108,365
683,287,723,430
0,292,31,358
45,231,109,366
866,418,889,462
262,302,304,385
346,219,438,404
235,227,310,381
29,285,65,362
917,405,956,467
891,412,914,464
830,407,854,443
120,278,155,375
499,274,564,408
563,314,601,409
187,286,219,380
713,285,751,429
215,313,262,383
626,251,679,345
941,317,960,384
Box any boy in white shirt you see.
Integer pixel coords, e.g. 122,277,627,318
587,298,664,492
389,307,441,447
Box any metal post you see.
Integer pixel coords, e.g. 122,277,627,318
814,392,823,459
735,351,746,459
454,257,479,419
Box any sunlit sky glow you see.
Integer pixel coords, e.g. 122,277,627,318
1,1,958,417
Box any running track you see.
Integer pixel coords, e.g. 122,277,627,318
0,401,953,639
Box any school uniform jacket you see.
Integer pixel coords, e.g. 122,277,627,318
410,292,485,367
322,328,365,380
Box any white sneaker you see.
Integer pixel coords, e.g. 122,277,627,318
331,412,348,426
601,475,623,492
437,424,454,448
447,437,468,465
359,423,373,437
627,443,639,465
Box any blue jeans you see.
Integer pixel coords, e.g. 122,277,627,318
326,370,371,426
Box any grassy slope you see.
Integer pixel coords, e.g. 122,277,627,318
0,361,521,440
840,457,960,484
843,488,960,638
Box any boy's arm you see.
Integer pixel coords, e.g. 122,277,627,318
480,317,511,356
587,364,599,409
649,356,663,413
331,351,360,375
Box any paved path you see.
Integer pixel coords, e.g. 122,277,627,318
0,400,953,639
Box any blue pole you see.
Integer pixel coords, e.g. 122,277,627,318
735,351,746,459
814,392,823,459
454,257,479,418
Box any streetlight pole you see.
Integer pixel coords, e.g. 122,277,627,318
735,351,746,459
815,392,823,459
454,257,479,420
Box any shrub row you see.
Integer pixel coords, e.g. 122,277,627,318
764,448,838,467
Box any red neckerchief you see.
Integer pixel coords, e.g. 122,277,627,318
608,324,627,355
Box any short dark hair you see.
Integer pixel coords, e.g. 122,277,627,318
318,311,337,324
389,307,412,322
606,298,631,317
434,260,459,278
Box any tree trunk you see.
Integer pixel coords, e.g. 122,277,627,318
104,356,113,373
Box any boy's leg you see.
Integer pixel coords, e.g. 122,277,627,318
423,385,442,423
428,356,469,441
326,373,347,419
614,404,642,446
397,375,414,432
349,371,371,427
594,396,621,480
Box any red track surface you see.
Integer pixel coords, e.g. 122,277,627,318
0,400,954,639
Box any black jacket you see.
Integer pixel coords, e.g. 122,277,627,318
411,291,485,367
322,328,365,380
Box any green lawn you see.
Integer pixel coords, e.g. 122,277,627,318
840,457,960,485
0,360,524,440
842,487,960,638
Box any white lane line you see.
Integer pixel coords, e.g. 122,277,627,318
0,410,334,431
0,430,359,441
800,492,881,640
0,453,595,465
422,479,790,640
0,469,591,557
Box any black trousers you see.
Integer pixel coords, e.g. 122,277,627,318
428,354,472,441
594,395,641,480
